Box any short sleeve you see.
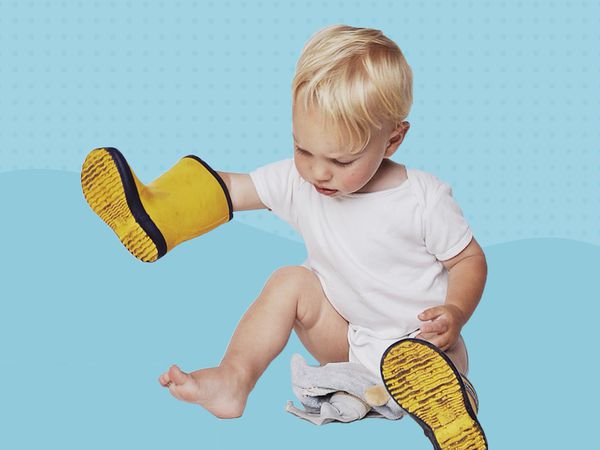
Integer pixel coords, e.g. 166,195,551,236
249,159,300,228
423,182,473,261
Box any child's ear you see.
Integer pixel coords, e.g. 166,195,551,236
384,121,410,157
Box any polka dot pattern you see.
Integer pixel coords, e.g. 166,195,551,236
0,1,598,246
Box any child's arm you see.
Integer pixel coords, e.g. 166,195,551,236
417,238,487,351
217,172,267,211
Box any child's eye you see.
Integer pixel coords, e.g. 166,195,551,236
334,159,355,167
295,146,309,156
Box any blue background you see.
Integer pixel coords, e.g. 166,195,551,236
1,1,598,448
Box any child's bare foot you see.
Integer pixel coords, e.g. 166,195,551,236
158,364,251,419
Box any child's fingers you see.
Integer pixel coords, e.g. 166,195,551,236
419,318,448,334
418,306,445,321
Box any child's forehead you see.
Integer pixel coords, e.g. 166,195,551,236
292,101,391,155
292,131,353,158
292,105,345,146
292,116,379,158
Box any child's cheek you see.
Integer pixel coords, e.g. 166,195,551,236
341,169,365,192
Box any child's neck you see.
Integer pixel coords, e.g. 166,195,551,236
356,159,407,193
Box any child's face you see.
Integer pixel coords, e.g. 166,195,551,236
292,103,404,196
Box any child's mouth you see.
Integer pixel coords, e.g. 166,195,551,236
315,185,338,196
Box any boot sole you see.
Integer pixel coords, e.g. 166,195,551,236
81,147,167,262
381,338,488,450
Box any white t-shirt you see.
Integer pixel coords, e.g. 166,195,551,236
249,159,473,379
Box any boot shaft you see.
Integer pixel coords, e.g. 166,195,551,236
138,156,232,251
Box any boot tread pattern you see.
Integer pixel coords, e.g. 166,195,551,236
381,339,487,450
81,149,158,262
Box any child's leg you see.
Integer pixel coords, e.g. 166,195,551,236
158,266,349,418
444,335,468,375
416,331,468,375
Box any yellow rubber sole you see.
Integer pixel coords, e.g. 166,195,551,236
381,339,487,450
81,148,159,262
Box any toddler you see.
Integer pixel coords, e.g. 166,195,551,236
81,25,487,449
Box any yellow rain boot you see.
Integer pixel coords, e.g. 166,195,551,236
380,338,488,450
81,147,233,262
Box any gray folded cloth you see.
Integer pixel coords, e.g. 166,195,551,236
285,353,405,425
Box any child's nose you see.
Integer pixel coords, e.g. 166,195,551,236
312,164,332,182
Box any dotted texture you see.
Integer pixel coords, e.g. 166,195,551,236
0,1,598,246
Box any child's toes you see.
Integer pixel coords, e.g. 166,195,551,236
158,373,171,387
168,364,190,386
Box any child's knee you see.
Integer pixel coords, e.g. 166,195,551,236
266,266,315,296
266,266,326,323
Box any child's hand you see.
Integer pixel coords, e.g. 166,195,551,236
416,304,467,351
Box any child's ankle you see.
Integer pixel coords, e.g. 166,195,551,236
218,361,257,391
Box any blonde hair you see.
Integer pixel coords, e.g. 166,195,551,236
292,25,413,154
